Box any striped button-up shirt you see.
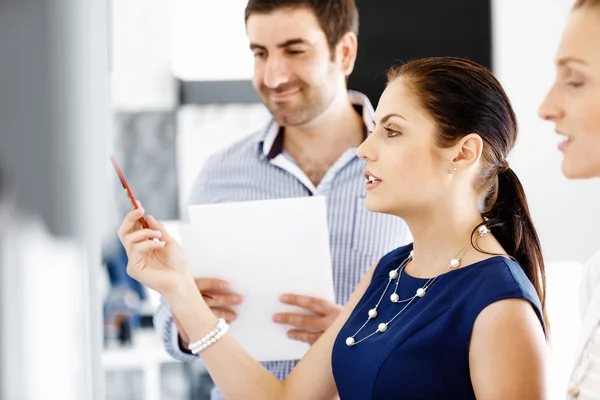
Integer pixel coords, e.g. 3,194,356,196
153,91,412,395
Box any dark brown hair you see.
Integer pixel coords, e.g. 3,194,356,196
388,57,548,335
244,0,359,55
573,0,600,9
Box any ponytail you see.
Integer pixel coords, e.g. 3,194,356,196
478,167,548,337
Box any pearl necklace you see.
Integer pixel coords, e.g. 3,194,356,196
345,224,490,347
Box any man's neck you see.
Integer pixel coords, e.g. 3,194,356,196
282,96,365,186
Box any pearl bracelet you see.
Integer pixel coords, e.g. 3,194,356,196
188,318,229,355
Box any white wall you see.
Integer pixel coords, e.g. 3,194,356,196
170,0,254,81
493,0,600,264
111,0,176,110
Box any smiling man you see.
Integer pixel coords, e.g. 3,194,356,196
153,1,411,399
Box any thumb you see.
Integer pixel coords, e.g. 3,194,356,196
146,215,176,244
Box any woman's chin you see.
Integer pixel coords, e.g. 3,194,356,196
365,195,407,218
561,157,600,179
364,195,387,214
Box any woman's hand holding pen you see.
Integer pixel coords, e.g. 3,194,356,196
117,202,194,302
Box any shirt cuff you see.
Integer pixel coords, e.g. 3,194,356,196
169,321,198,361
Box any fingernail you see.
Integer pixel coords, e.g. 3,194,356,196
280,295,289,302
219,281,229,289
273,315,282,322
232,295,242,303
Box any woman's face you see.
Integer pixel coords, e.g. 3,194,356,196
356,78,453,216
539,8,600,179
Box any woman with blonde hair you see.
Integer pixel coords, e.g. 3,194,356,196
539,0,600,397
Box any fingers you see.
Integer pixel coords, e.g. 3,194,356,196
272,313,327,331
194,278,231,292
121,229,163,252
117,206,146,242
127,239,166,266
280,294,343,316
146,215,176,244
205,293,243,308
286,330,321,345
192,279,242,306
117,201,172,245
191,278,240,323
211,308,237,324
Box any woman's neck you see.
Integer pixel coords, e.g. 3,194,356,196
401,200,500,278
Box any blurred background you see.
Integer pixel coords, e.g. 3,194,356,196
0,0,597,399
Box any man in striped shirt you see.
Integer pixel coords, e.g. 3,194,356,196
154,0,411,398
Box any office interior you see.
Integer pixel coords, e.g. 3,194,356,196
1,0,598,399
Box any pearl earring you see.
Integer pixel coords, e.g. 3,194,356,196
452,167,458,172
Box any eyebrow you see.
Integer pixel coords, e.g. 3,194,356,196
557,56,589,67
373,113,408,126
250,38,312,51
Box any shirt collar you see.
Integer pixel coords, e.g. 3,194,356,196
259,90,375,160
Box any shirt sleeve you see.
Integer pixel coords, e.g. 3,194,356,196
153,297,199,363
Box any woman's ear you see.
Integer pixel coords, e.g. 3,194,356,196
446,133,484,173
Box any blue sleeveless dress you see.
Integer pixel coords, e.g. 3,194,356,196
331,244,544,399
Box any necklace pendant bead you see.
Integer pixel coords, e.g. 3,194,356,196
389,270,399,279
390,293,400,303
378,323,388,333
449,259,460,268
368,308,378,319
346,337,355,346
416,287,426,297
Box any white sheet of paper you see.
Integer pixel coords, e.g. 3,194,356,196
180,196,335,362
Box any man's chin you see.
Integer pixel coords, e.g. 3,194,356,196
270,107,311,127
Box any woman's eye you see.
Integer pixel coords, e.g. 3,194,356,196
567,81,584,88
384,127,401,137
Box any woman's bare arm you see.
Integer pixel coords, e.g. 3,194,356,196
169,263,378,400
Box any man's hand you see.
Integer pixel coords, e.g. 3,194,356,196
273,294,343,345
173,278,242,349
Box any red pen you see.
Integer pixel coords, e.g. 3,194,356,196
109,154,213,299
110,154,149,229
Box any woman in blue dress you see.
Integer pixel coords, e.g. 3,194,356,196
119,56,549,399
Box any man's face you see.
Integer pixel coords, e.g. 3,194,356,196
246,7,346,126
